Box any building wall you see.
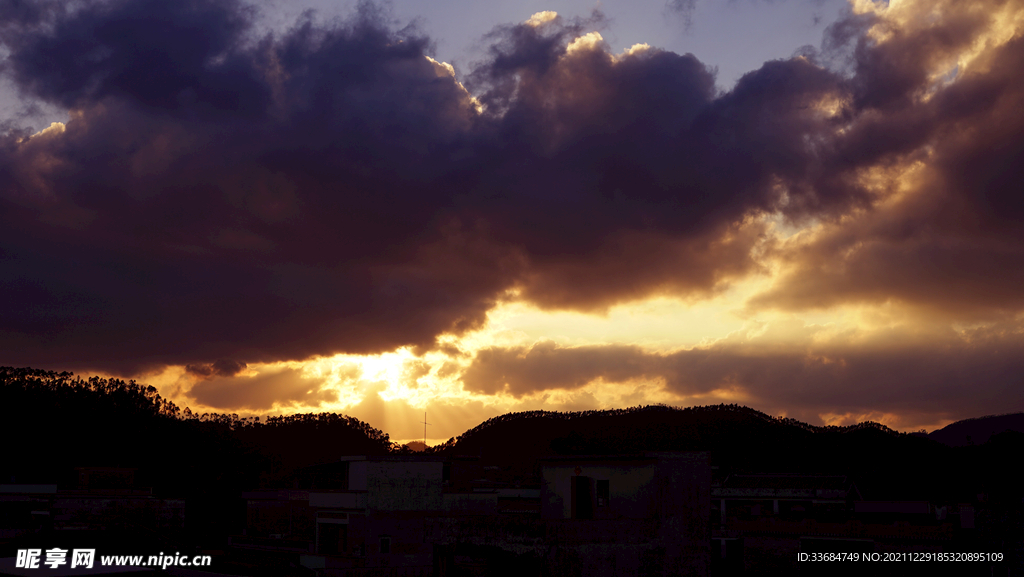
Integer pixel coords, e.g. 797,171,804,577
297,454,713,576
311,492,366,509
443,493,498,516
52,496,186,530
363,514,434,569
247,498,314,539
541,453,710,525
366,462,443,513
348,461,368,491
651,452,711,538
541,463,658,520
537,453,711,576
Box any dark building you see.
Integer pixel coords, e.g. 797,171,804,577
710,473,978,575
232,452,712,576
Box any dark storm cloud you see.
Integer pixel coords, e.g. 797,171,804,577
461,324,1024,428
187,366,335,411
186,358,247,378
462,341,659,396
1,0,1022,375
750,0,1024,316
461,20,848,309
0,0,507,373
0,0,262,112
0,0,59,29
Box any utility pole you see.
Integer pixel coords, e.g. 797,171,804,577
421,411,431,451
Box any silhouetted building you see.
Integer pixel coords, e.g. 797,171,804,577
0,484,57,539
1,468,185,538
536,452,711,576
296,455,442,576
232,490,316,555
237,452,712,576
709,473,972,575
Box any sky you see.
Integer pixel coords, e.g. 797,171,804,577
1,0,1023,445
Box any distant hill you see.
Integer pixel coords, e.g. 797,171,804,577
1,366,400,548
0,366,393,489
426,404,1020,502
430,403,921,467
7,366,1023,505
928,413,1024,446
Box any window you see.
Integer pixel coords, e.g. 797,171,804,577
318,524,347,555
379,536,391,555
571,476,593,519
597,480,609,507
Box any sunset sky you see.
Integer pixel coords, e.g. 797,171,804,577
2,0,1023,444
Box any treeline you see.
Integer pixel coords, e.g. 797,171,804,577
423,402,1016,505
434,403,901,453
1,366,424,551
0,367,394,490
6,366,1021,506
1,366,179,418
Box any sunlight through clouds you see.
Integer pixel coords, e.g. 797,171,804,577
5,0,1023,441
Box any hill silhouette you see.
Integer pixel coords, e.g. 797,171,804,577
927,412,1024,446
5,366,1022,576
6,365,1023,509
427,404,1019,503
1,366,395,548
0,367,394,487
